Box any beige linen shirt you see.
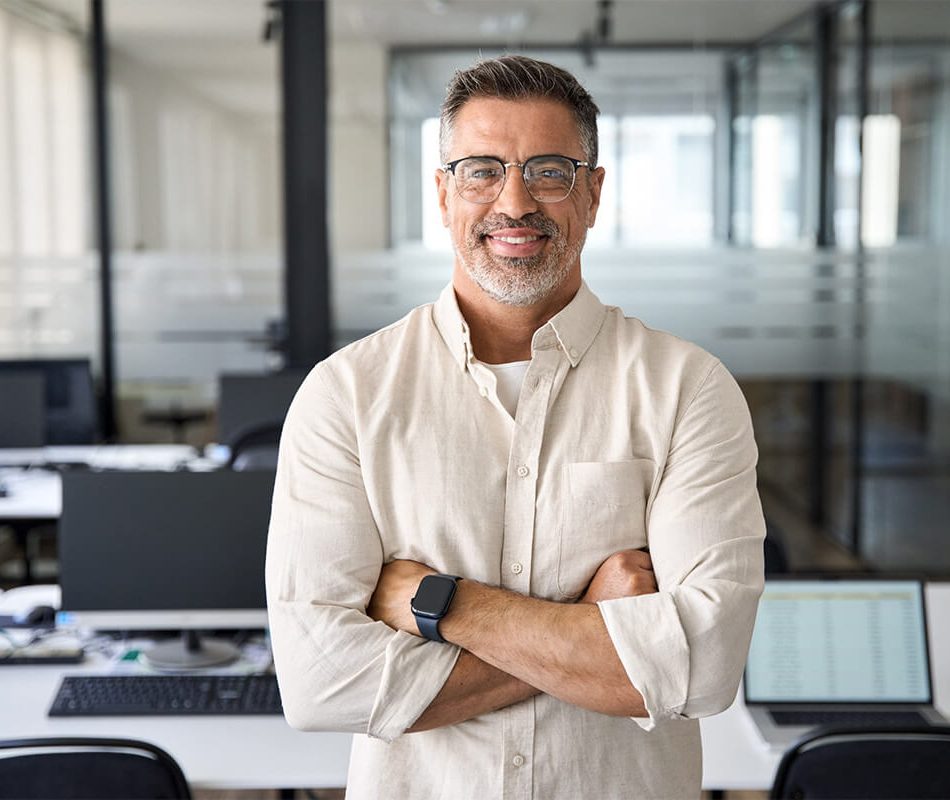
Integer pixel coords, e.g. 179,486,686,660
266,281,765,800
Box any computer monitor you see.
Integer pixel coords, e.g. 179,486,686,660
0,373,46,447
217,369,307,444
58,470,275,669
0,358,97,444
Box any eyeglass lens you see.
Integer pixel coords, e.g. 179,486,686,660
453,156,577,204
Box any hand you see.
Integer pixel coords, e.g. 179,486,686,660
367,559,436,635
580,549,657,604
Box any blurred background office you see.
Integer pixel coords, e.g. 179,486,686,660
1,0,949,583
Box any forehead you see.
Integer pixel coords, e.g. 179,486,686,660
448,97,583,160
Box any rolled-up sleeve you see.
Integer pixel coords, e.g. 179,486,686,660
265,365,460,742
598,360,765,731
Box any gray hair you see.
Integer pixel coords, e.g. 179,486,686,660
439,55,600,167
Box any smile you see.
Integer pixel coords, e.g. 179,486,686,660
490,235,542,244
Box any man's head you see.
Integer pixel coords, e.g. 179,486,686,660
437,56,605,309
439,55,600,168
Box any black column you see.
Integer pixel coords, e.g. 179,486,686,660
280,0,332,368
90,0,117,440
722,57,738,244
816,6,838,251
808,6,840,528
850,0,871,556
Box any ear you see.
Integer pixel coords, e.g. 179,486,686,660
436,168,451,227
585,166,606,228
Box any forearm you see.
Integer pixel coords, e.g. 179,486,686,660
440,580,646,717
407,650,539,732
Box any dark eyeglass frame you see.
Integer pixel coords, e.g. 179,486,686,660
440,154,591,204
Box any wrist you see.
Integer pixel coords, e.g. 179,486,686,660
438,578,482,646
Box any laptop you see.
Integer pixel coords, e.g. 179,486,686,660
744,576,948,749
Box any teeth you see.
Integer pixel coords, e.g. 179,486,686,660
493,235,540,244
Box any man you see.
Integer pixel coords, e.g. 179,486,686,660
266,55,764,799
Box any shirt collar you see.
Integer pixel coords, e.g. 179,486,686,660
433,280,608,371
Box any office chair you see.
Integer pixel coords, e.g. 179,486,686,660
0,736,192,799
216,370,306,444
0,373,45,447
770,725,950,799
764,520,790,574
226,420,284,471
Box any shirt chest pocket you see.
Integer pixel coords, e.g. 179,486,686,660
555,459,654,600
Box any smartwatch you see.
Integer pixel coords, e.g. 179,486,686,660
411,574,461,643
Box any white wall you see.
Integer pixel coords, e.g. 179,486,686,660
329,40,389,253
109,48,281,253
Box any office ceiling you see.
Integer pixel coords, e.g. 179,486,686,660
22,0,950,118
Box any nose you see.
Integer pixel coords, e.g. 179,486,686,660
491,164,539,219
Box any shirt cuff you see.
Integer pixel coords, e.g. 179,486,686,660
366,630,461,742
597,592,690,731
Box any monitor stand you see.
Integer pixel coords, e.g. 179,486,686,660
142,629,240,671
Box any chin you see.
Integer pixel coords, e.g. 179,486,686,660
470,263,571,308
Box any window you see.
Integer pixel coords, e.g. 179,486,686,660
0,7,88,257
392,49,724,251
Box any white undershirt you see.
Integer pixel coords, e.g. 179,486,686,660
481,359,531,418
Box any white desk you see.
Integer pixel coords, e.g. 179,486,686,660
0,444,204,520
0,445,199,472
0,658,352,790
0,471,62,519
1,584,947,792
0,445,203,582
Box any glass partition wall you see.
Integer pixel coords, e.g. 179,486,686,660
3,0,948,574
730,0,950,573
352,1,950,575
104,0,282,443
859,1,950,571
0,3,97,372
1,1,283,445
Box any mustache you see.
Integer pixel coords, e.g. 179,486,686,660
472,212,560,239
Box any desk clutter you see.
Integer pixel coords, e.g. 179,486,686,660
1,586,280,716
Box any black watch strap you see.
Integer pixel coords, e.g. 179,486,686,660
416,614,447,644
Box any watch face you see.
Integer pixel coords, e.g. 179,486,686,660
412,575,457,618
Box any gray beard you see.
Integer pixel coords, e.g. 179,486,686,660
454,231,585,307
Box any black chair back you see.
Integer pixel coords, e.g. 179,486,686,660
770,725,950,799
226,419,284,471
0,373,45,447
0,737,191,799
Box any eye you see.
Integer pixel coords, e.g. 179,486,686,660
469,167,502,180
526,158,573,181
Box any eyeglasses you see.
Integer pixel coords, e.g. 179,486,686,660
441,154,590,204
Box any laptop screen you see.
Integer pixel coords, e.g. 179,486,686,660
745,579,931,704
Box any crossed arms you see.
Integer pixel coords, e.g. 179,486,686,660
366,549,658,732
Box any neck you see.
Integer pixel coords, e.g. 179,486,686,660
452,264,581,364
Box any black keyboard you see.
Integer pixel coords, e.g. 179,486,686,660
49,674,283,717
771,709,930,727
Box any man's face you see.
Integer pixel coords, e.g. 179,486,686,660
437,97,605,307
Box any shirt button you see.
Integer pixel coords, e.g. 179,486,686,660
569,347,578,359
479,386,488,397
510,562,523,575
516,464,530,478
512,755,525,767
